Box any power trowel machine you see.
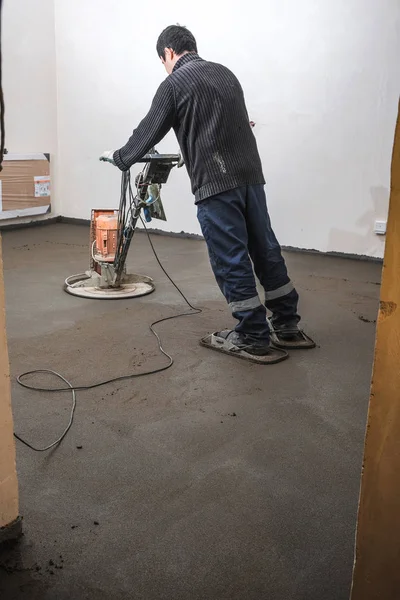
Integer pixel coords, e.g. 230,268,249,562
64,150,181,299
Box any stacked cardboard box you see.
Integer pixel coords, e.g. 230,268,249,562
0,153,51,220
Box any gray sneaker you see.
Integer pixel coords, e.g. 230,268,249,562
216,330,272,356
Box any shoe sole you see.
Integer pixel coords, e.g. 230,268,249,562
269,331,316,349
266,318,316,349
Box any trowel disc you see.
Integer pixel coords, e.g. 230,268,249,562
64,272,155,300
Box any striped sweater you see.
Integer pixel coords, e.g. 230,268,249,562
113,53,265,203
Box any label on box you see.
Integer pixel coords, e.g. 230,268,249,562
34,175,50,198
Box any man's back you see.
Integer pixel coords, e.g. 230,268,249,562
169,53,265,202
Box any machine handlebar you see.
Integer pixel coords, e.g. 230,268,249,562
137,153,181,164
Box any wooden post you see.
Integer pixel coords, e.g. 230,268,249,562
0,235,20,544
350,101,400,599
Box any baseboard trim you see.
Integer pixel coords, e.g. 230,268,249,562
0,216,59,231
281,245,383,264
58,216,90,227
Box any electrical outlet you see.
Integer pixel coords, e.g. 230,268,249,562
374,220,387,235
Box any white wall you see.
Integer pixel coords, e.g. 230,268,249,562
56,2,400,255
3,0,59,215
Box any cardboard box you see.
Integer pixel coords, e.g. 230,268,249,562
0,153,51,220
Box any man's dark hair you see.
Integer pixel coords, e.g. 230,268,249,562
156,25,197,60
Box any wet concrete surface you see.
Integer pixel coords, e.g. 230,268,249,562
0,224,382,600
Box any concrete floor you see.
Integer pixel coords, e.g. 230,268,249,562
0,223,381,600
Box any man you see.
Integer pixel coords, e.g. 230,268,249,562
101,25,314,362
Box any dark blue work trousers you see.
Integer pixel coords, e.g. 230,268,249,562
197,184,299,344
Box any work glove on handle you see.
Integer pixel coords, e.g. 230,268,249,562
99,150,116,165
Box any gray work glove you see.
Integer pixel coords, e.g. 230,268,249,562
99,150,116,165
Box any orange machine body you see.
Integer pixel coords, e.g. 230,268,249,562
95,212,118,261
90,210,119,273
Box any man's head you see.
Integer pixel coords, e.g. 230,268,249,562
156,25,197,75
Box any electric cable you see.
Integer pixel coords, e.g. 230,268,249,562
13,371,76,452
15,177,202,451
